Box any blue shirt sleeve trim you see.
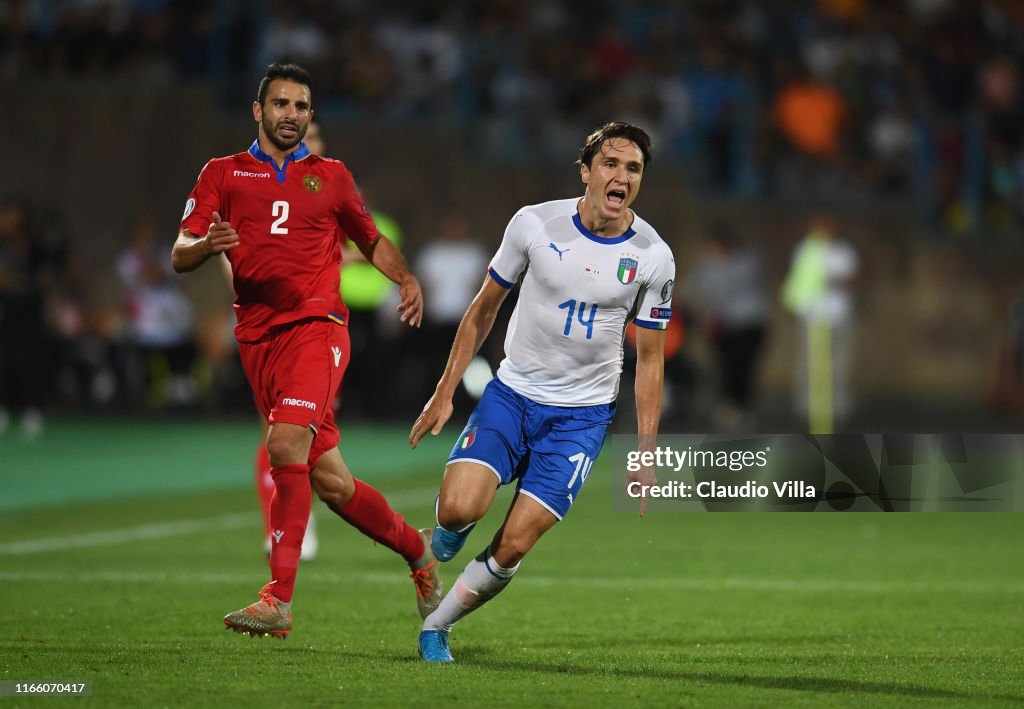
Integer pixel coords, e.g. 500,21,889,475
488,267,515,289
634,318,668,330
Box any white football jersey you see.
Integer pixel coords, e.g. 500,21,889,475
488,198,676,406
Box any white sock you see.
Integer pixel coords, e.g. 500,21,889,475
422,549,519,632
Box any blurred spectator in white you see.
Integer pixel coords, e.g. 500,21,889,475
686,222,769,431
415,211,487,408
866,96,916,193
781,213,859,432
118,214,196,407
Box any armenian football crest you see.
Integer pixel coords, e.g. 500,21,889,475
617,257,638,285
304,175,322,192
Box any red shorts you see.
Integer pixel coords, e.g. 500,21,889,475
238,317,351,468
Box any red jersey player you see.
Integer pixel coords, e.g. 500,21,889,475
172,63,442,638
249,119,326,563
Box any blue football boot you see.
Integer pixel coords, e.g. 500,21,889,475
418,629,454,663
431,523,475,562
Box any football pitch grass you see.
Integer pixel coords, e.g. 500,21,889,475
2,419,1023,707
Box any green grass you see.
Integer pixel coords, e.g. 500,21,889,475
2,420,1023,707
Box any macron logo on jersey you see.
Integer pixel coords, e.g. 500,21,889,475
282,397,317,411
233,170,272,179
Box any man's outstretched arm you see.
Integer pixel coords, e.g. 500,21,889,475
630,326,667,516
356,235,423,327
409,275,509,448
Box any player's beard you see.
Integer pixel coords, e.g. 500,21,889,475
262,116,307,153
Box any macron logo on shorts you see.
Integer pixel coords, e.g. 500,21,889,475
282,397,317,411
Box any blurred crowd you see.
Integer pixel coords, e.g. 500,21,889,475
3,0,1024,233
0,197,224,436
3,0,1024,433
0,194,495,433
0,189,864,435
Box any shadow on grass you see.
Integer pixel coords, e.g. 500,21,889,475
331,642,1024,703
412,646,1023,703
519,634,846,650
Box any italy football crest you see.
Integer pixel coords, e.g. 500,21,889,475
617,257,638,285
459,426,478,449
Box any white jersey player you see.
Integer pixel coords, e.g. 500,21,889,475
409,122,675,663
490,197,674,406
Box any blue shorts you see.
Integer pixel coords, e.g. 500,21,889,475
447,377,615,520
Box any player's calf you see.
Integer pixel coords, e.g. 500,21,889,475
418,547,520,662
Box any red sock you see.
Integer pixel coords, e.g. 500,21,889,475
268,463,311,603
339,478,424,564
254,443,274,538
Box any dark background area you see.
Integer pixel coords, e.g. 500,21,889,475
1,0,1023,434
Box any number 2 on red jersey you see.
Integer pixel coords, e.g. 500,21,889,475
271,200,289,234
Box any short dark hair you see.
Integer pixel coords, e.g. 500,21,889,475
257,63,313,106
577,122,653,169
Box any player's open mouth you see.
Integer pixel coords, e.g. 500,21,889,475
278,123,298,138
606,189,626,208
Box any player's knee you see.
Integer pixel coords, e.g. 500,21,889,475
436,494,483,531
266,432,308,468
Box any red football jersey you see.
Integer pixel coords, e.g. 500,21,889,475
180,140,379,342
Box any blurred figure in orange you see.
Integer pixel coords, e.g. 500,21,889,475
773,63,846,161
771,60,847,199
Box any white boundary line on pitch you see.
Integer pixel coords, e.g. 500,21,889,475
0,487,438,557
1,569,1021,595
0,513,255,556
